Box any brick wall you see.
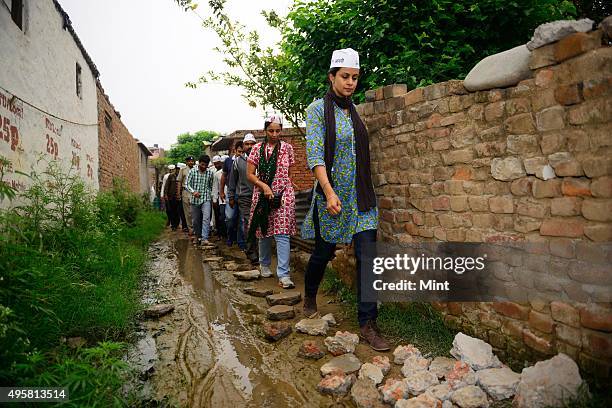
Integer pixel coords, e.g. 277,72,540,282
336,29,611,377
97,82,141,193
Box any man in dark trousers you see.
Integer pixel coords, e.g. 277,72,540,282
163,164,181,231
227,134,258,265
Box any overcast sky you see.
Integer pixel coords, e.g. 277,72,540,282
60,0,293,150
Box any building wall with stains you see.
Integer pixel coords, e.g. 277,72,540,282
0,0,99,207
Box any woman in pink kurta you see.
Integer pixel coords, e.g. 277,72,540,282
246,115,297,288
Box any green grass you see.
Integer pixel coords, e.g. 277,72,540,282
320,268,456,356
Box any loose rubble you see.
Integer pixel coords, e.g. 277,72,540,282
451,385,489,408
401,355,432,378
298,340,326,360
425,383,452,401
262,321,292,342
429,356,456,379
393,344,422,364
395,393,442,408
476,367,520,401
513,353,584,408
378,378,410,405
358,362,384,385
351,378,386,408
372,355,391,375
450,332,502,370
446,361,477,389
317,369,355,396
322,313,337,326
324,331,359,356
527,18,594,50
295,318,329,336
320,353,362,376
404,370,439,395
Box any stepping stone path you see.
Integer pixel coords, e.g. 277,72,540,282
476,367,520,401
233,270,261,281
297,340,325,360
266,305,295,320
378,378,409,405
202,256,224,262
451,385,489,408
224,262,241,271
395,393,441,408
242,287,274,297
451,332,502,370
372,355,391,375
324,331,359,356
322,313,337,326
393,344,422,364
401,355,431,378
266,291,302,306
404,370,439,395
429,356,456,379
295,318,329,336
320,353,362,376
262,321,292,342
351,378,385,408
358,363,384,385
513,353,583,408
144,304,175,318
317,369,355,396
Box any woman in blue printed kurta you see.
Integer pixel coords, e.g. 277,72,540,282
300,48,389,351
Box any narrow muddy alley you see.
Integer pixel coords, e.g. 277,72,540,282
135,232,393,407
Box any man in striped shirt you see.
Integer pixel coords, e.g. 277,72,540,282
186,154,215,245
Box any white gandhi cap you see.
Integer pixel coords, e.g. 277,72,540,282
330,48,359,69
243,133,256,143
212,155,222,162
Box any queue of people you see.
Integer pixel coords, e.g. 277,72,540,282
160,47,389,350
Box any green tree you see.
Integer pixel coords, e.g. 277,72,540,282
175,0,576,124
166,130,219,163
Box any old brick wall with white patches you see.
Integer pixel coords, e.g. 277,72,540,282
0,0,100,205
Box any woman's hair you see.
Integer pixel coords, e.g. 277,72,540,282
327,67,341,87
264,121,283,130
234,140,244,149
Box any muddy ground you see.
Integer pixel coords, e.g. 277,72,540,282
133,231,402,407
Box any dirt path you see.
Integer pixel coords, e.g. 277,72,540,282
138,232,399,407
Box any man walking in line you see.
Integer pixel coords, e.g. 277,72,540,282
211,155,226,240
161,163,175,227
227,134,258,265
163,164,182,231
221,142,245,248
186,155,215,246
178,156,195,235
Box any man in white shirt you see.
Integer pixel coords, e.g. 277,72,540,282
211,155,226,239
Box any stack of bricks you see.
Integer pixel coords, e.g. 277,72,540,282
97,82,141,193
349,27,611,377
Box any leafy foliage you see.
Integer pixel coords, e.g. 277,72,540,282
176,0,577,125
572,0,612,23
0,159,164,403
166,130,220,163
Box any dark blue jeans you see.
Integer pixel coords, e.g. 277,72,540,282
304,201,378,327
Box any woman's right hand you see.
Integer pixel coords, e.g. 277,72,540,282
326,193,342,215
261,184,274,200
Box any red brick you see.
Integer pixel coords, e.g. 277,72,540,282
535,68,554,88
581,199,612,222
448,302,463,316
554,31,602,63
582,330,612,358
540,218,584,237
432,195,450,211
555,83,583,105
532,179,562,198
489,196,514,214
404,88,424,106
528,310,554,334
584,224,612,242
502,319,525,339
452,167,472,181
550,300,580,327
561,178,591,197
523,329,554,354
380,210,395,223
591,176,612,198
580,305,612,332
582,77,612,100
492,302,530,320
556,324,582,347
379,197,393,209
